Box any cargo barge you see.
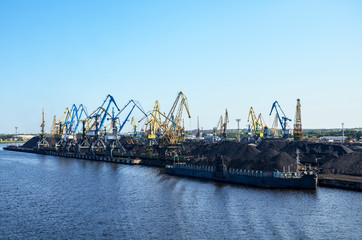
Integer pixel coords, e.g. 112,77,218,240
166,155,318,189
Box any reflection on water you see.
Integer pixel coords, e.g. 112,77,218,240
0,144,361,239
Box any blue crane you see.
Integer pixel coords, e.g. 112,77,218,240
74,104,88,133
269,101,292,138
107,107,119,136
99,95,120,131
63,104,88,135
90,95,121,133
60,104,78,135
116,100,147,134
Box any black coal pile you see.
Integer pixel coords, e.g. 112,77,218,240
280,141,353,163
256,139,289,152
187,141,297,172
120,136,148,154
321,152,362,176
22,136,57,149
184,139,360,174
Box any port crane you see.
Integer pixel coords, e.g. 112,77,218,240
87,95,120,136
247,107,264,138
73,104,88,134
161,91,191,146
131,117,137,137
53,104,89,152
269,101,292,138
257,113,269,136
86,95,121,154
214,115,223,141
222,109,229,140
64,104,79,138
139,100,163,143
293,99,303,140
58,107,72,136
105,107,125,154
54,107,72,150
216,109,229,140
50,115,59,138
37,108,49,149
213,110,228,141
115,99,147,135
106,99,147,153
64,104,89,152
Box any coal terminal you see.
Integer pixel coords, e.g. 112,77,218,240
7,136,362,189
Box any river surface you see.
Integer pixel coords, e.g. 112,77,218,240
0,144,361,240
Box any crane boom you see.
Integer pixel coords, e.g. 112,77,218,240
248,107,264,138
269,101,291,137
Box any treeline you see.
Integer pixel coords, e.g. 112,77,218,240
304,129,362,140
0,134,15,140
208,129,362,141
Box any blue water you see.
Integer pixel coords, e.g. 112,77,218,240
0,144,361,240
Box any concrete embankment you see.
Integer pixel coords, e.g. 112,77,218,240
3,146,178,168
318,174,362,192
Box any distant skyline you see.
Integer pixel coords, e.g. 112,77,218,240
1,0,362,134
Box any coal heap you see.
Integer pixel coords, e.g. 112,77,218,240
187,141,297,172
279,141,353,163
321,152,362,176
22,136,57,149
184,139,360,175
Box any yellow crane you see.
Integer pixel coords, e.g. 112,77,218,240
216,115,223,138
58,107,71,135
131,117,137,136
142,100,162,140
161,91,191,145
248,107,264,138
257,113,269,136
222,109,229,139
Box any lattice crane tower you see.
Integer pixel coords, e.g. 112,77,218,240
293,99,303,140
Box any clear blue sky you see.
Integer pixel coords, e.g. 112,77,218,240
1,0,361,134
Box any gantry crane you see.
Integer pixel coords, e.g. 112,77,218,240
269,101,292,138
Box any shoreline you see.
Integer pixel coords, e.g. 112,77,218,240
3,146,361,191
